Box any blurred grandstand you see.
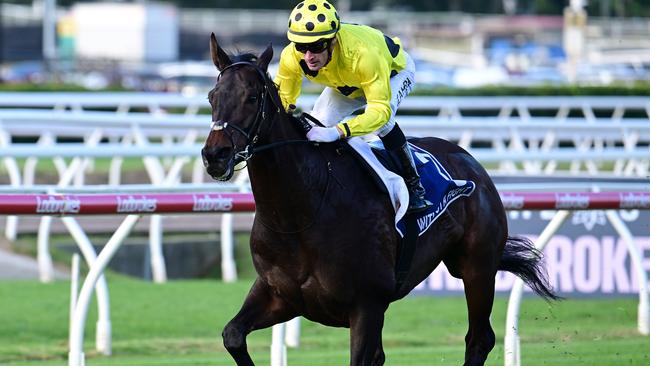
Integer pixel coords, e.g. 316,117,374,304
1,1,649,92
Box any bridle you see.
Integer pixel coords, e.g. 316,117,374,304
209,61,282,164
209,61,332,233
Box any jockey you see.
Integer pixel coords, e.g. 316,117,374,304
274,0,432,212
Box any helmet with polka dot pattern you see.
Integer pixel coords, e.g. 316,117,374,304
287,0,340,44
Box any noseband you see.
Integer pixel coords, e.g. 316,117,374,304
210,61,281,163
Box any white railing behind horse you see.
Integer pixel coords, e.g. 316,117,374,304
0,191,647,366
0,110,212,280
1,103,648,192
1,139,648,283
1,140,648,279
3,108,648,138
2,109,649,181
0,140,208,283
0,93,649,122
0,182,246,286
3,137,646,181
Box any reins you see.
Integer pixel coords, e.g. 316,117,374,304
214,61,324,164
212,61,336,233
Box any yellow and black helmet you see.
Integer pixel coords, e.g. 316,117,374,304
287,0,340,44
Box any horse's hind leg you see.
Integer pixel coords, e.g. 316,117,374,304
223,278,296,366
462,273,496,366
349,302,388,366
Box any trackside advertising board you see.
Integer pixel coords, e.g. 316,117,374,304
413,209,650,296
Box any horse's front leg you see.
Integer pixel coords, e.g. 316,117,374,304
349,302,389,366
223,278,297,366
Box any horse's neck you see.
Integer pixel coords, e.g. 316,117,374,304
247,113,327,221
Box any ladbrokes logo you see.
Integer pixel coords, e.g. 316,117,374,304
192,194,233,212
36,196,81,214
620,192,650,209
500,194,525,210
116,196,157,213
555,193,589,209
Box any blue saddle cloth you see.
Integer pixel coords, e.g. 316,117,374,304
371,142,475,238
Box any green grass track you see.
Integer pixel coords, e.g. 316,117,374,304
0,276,647,365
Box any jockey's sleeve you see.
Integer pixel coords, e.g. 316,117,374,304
274,45,303,111
337,53,392,137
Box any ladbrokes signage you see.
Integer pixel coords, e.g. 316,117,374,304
192,194,233,212
415,209,650,296
36,196,81,214
116,196,157,213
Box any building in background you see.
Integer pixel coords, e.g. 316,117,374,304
71,2,178,63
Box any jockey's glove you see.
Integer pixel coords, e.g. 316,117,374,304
306,126,341,142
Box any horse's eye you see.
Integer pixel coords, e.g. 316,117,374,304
247,95,258,104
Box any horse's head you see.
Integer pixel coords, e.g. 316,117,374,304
201,33,276,181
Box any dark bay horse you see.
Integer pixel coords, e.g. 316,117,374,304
201,33,558,366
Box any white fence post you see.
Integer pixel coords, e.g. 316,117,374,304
271,323,287,366
63,217,113,355
504,210,571,366
605,210,650,335
149,215,167,284
68,215,141,366
285,317,301,348
70,253,79,332
37,216,54,283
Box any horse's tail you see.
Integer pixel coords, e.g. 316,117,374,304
498,236,561,301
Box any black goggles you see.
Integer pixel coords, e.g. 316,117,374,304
294,39,331,54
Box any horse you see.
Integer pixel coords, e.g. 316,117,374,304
201,33,558,366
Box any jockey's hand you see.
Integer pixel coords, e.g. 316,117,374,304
306,126,341,143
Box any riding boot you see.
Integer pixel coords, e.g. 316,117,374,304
391,143,433,213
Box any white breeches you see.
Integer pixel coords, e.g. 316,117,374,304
309,51,416,137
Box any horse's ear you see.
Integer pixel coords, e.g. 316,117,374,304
210,32,231,71
257,43,273,72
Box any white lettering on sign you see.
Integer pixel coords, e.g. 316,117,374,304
620,192,650,209
555,193,590,209
116,196,157,213
546,235,575,292
416,236,650,295
601,236,630,293
571,211,606,231
501,195,525,210
573,236,600,292
192,194,233,212
36,196,81,214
